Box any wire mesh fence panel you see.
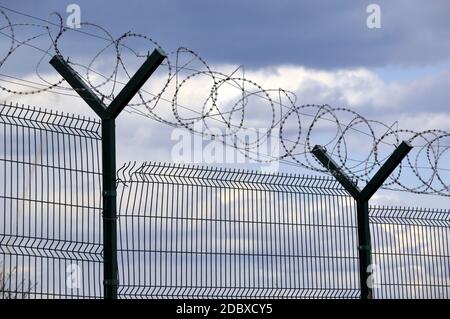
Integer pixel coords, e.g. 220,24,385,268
116,162,361,299
370,206,450,299
2,103,449,299
0,102,103,299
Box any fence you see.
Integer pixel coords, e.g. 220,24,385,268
1,103,449,299
0,102,103,298
116,162,360,299
116,162,450,299
370,206,450,298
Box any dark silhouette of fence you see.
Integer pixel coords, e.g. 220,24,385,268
370,206,450,298
1,102,449,298
0,102,103,298
116,162,360,299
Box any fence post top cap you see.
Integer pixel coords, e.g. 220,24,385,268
312,145,326,153
153,47,167,58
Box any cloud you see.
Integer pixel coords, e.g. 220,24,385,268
5,0,450,69
4,56,450,209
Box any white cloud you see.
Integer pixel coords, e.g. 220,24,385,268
3,61,450,208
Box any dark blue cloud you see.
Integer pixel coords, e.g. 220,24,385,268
4,0,450,69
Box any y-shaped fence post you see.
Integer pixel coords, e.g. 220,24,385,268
312,141,412,299
50,49,166,299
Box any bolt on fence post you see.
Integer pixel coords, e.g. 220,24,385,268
312,141,412,299
50,49,166,299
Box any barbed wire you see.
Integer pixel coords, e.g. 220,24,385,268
0,6,449,196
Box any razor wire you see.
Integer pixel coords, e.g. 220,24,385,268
0,7,449,196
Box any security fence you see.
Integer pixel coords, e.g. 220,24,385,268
0,102,103,298
0,103,449,299
116,162,360,299
370,206,450,299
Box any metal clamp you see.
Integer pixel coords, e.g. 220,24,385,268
103,190,117,197
101,213,118,220
103,279,118,286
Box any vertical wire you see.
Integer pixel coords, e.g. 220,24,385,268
398,217,406,298
325,191,332,294
142,170,151,296
116,164,123,298
170,176,175,298
179,180,185,297
294,191,301,296
135,173,144,298
281,189,288,297
410,216,419,298
213,182,218,298
50,119,56,296
275,189,281,297
209,179,214,298
233,180,237,298
305,192,312,297
161,178,173,296
14,114,19,297
331,194,338,294
219,183,223,297
1,117,4,297
316,191,323,296
388,211,395,298
83,126,90,297
288,188,294,296
192,179,197,297
439,218,446,298
133,168,142,297
424,213,433,298
319,192,326,296
250,183,255,297
442,213,450,298
263,188,268,297
431,214,440,298
19,111,25,297
313,192,320,295
67,127,73,298
154,177,161,297
9,115,13,298
270,190,275,296
198,183,203,298
148,178,155,296
344,196,353,296
27,117,33,297
255,186,260,296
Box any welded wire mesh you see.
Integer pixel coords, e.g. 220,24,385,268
1,102,449,299
0,102,103,298
116,162,361,299
370,206,450,299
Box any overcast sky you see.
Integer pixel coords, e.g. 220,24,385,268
1,0,450,208
6,0,450,69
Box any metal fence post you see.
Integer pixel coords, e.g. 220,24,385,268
312,141,412,299
101,118,118,298
356,198,371,299
49,49,166,299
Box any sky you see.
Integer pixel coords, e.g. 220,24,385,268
1,0,450,208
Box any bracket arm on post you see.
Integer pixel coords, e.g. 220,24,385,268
360,141,413,200
49,55,107,118
311,145,361,198
105,48,166,119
